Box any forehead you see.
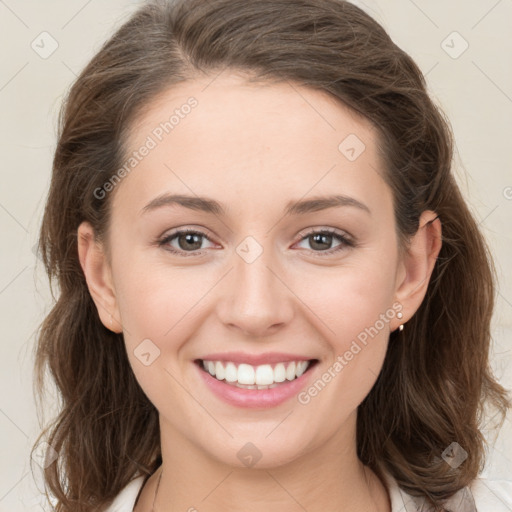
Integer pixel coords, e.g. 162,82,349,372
113,72,391,221
128,72,377,153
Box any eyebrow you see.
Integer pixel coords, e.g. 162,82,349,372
141,193,371,216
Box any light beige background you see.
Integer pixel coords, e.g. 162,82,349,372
0,0,511,510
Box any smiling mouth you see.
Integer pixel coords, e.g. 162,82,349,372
194,358,319,390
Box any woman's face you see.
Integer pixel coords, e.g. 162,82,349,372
80,72,433,469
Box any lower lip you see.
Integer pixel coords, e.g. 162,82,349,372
195,361,317,409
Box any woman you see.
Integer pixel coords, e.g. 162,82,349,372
32,0,511,511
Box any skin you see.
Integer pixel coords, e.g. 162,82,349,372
78,71,442,512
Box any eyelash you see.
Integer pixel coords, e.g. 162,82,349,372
157,228,355,258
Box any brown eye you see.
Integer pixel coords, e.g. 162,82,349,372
295,229,354,256
159,229,215,256
176,232,204,251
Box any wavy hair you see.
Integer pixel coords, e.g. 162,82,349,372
32,0,511,510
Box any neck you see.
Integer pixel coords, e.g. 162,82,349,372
136,413,390,512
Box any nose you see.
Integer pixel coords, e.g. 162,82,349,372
216,242,294,338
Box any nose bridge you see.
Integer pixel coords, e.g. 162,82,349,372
217,234,293,336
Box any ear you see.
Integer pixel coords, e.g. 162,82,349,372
77,221,122,333
392,210,442,331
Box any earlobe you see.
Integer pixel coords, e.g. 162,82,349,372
393,210,442,331
77,221,123,333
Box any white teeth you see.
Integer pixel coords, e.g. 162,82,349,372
273,363,286,382
255,364,274,385
215,361,225,381
201,359,313,386
296,361,308,377
238,364,255,385
225,362,238,383
285,362,296,381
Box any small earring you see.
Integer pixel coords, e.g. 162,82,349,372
397,311,404,332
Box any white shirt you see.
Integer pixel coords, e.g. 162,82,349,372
104,470,512,511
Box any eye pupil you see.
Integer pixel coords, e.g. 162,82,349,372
179,233,202,250
310,233,332,250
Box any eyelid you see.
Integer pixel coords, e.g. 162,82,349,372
157,225,217,246
295,226,354,243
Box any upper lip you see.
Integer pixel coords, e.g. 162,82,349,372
197,352,317,366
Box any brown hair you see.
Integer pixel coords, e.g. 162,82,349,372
32,0,511,510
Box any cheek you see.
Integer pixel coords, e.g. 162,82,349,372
113,256,219,366
111,231,198,331
296,271,394,419
114,263,207,407
302,260,397,344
